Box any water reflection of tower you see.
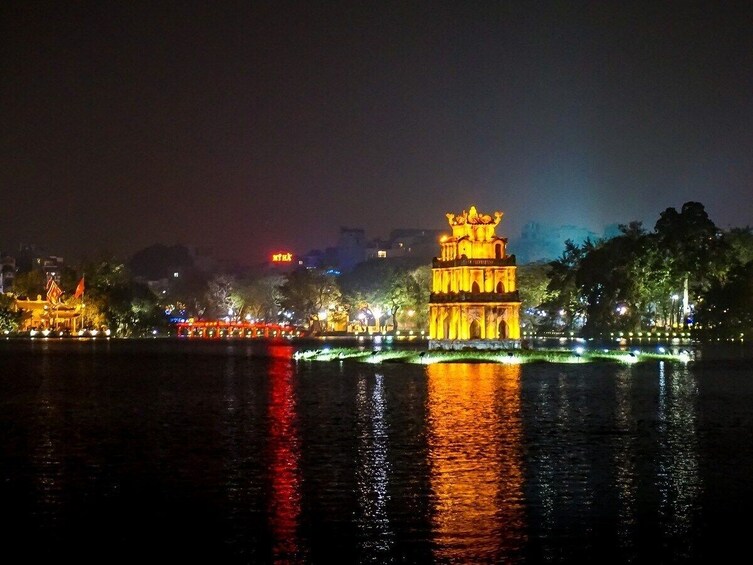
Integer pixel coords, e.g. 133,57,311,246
267,346,304,562
426,363,526,562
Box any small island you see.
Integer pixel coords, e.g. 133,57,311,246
294,345,693,365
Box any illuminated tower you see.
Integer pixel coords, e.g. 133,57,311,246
429,206,521,349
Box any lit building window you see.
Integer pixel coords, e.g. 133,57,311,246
377,250,387,258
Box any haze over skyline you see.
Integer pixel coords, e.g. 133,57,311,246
2,1,752,264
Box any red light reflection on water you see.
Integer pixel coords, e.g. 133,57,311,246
267,347,302,562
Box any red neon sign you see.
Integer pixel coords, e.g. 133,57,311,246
272,252,293,262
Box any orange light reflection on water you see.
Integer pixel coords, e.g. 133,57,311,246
427,363,526,562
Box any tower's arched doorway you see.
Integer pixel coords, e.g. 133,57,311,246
496,281,504,293
498,320,508,339
471,281,480,293
470,319,481,339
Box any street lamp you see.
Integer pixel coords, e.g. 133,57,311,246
671,294,679,327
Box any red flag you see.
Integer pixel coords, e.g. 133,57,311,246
46,279,63,304
74,277,85,299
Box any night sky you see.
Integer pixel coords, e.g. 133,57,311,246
2,1,752,264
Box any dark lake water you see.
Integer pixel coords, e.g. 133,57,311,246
1,339,752,563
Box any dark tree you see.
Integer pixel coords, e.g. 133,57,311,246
279,268,341,332
542,239,588,331
0,294,25,332
12,270,46,299
339,258,429,332
129,244,194,280
84,260,167,336
516,261,552,333
654,201,727,292
697,260,753,337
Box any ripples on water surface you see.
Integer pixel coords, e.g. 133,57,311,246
1,339,752,563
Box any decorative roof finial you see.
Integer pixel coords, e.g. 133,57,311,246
446,206,503,227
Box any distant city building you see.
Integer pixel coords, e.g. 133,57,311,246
1,254,16,293
40,256,64,285
299,249,324,269
509,222,600,264
301,227,442,272
285,247,336,270
337,227,367,272
365,238,390,260
129,243,198,298
10,245,65,285
382,228,443,259
429,206,521,349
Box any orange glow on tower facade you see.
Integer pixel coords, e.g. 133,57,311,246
429,205,521,347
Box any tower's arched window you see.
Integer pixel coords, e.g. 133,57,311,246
470,319,481,339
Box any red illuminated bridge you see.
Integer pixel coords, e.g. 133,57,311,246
176,320,301,339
